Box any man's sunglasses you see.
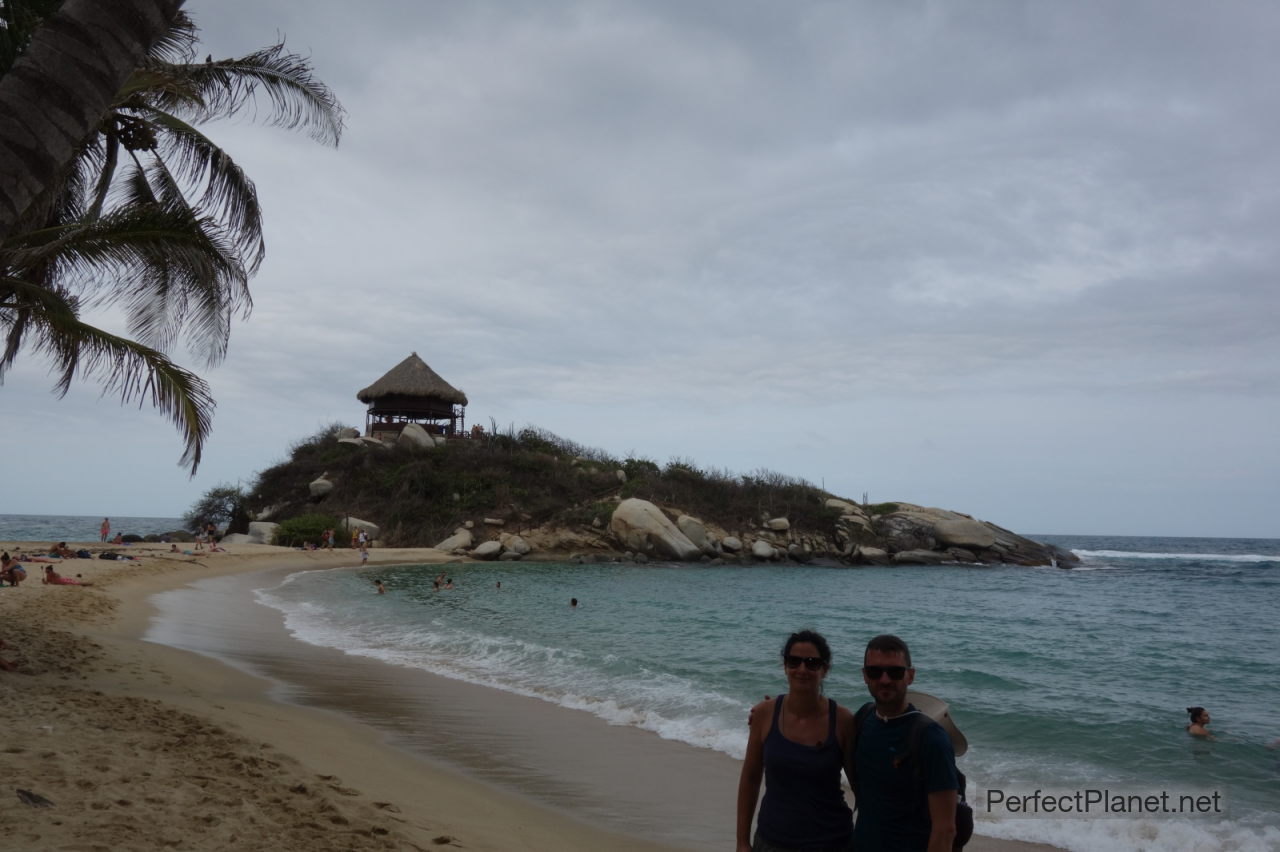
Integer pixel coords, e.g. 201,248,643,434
784,655,825,671
862,665,908,681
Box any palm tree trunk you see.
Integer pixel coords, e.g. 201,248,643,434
0,0,186,240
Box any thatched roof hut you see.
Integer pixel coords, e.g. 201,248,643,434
358,352,468,437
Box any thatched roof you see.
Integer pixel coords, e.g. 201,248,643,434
357,352,468,405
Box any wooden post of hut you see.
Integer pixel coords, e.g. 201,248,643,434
357,352,469,441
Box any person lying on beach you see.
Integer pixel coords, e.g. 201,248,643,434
1187,707,1214,739
2,552,28,586
50,542,77,558
42,566,92,586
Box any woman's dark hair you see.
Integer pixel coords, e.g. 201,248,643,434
1187,706,1207,723
782,630,832,666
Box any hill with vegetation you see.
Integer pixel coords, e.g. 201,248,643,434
191,424,1071,567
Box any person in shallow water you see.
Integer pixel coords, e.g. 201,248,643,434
736,629,854,852
1187,707,1214,739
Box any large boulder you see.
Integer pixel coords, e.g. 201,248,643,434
933,519,996,550
434,528,473,551
676,515,710,550
309,474,334,498
834,514,877,551
500,533,532,556
335,427,360,439
473,540,503,560
397,422,436,451
766,517,790,532
721,536,743,553
246,522,279,545
609,499,701,561
751,540,778,560
853,546,891,565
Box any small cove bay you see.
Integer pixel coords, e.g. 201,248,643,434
157,535,1280,851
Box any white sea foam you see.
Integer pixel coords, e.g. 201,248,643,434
1072,549,1278,563
975,815,1280,852
253,581,750,757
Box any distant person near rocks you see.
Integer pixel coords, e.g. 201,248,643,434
100,517,110,543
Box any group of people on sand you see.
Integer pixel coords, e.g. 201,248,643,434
737,630,969,852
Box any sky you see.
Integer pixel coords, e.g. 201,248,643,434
2,0,1278,537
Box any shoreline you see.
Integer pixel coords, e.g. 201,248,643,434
0,541,1060,850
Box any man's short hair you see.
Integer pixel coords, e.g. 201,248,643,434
864,634,912,667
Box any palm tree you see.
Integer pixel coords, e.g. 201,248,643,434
0,1,344,473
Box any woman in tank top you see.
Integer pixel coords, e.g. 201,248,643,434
736,629,854,852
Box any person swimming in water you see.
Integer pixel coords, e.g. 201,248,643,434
1187,706,1215,739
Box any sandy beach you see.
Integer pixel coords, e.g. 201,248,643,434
0,541,1059,851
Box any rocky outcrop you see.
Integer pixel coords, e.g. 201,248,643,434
609,498,701,561
434,528,473,552
676,515,708,549
934,519,996,550
751,539,778,560
308,474,334,498
473,540,503,560
397,422,436,451
246,522,279,545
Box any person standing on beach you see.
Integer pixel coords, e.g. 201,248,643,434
737,629,854,852
100,518,110,543
851,634,958,852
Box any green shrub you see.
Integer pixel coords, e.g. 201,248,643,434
273,513,338,547
867,502,900,516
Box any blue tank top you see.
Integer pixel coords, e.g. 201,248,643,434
757,694,854,850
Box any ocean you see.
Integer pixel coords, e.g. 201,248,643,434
0,513,185,543
9,513,1278,851
239,535,1280,851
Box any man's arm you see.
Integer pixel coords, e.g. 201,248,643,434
926,788,957,852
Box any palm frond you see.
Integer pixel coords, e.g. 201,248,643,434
0,275,213,473
149,44,345,145
136,107,265,273
5,203,249,365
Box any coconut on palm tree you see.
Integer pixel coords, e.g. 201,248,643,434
0,2,344,472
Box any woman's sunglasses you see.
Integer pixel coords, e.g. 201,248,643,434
784,655,826,671
862,665,908,681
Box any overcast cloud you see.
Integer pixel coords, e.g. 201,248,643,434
3,0,1277,537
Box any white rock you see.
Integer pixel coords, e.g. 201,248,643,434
483,518,505,527
767,517,790,532
337,437,364,447
616,469,627,483
676,515,709,550
500,533,532,555
609,498,701,561
825,498,859,513
721,536,743,552
335,427,360,439
473,540,503,560
434,529,473,551
751,540,777,560
933,519,996,550
397,422,435,450
246,521,279,545
309,475,334,497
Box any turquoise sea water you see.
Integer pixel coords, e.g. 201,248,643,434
247,535,1280,851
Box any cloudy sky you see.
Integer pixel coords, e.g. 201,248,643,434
3,0,1277,537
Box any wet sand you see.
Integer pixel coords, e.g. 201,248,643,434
0,541,1059,850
